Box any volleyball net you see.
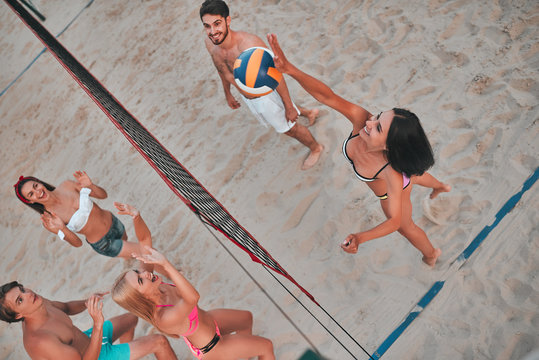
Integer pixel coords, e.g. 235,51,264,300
4,0,317,304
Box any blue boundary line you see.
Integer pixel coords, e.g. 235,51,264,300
0,0,94,97
372,167,539,359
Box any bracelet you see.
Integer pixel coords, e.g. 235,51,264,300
57,230,65,240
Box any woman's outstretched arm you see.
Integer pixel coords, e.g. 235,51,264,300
267,33,370,127
341,169,403,253
114,202,155,270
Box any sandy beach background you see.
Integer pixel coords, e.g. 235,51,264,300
0,0,537,359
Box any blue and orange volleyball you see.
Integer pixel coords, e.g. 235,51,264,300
233,47,282,97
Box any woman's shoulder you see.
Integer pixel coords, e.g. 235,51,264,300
58,180,79,191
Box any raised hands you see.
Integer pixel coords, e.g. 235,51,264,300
132,246,167,267
114,202,140,219
41,211,64,233
267,33,293,74
73,170,93,188
85,293,105,326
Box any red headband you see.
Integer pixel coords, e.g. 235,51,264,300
14,175,32,203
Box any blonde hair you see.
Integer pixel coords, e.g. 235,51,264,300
112,271,158,324
111,271,180,338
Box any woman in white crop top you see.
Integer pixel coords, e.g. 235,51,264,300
14,171,152,258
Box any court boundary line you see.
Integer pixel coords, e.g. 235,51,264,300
372,167,539,359
0,0,94,97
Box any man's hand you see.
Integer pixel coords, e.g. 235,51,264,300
86,294,104,327
226,92,241,109
284,106,299,123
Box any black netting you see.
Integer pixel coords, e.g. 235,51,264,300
6,0,315,302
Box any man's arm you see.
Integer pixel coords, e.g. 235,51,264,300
274,77,298,122
204,39,241,109
50,291,108,316
50,299,87,315
80,294,105,360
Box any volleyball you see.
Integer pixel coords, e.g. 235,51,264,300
233,47,282,97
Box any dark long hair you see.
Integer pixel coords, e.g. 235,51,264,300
0,281,24,323
200,0,229,19
385,108,434,177
13,176,56,214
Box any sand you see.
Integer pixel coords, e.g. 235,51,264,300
0,0,537,359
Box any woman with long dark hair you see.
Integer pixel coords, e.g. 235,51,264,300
14,171,151,258
267,34,450,266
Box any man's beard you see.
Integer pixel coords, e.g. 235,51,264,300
211,26,229,45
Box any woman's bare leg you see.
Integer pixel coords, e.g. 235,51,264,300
208,309,253,335
412,172,451,199
381,186,441,266
205,334,275,360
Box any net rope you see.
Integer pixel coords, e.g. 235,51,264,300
5,1,376,357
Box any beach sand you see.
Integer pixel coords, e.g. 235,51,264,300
0,0,537,359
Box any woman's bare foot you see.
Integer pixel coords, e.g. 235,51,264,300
301,108,319,126
302,144,324,170
430,183,451,199
422,248,442,267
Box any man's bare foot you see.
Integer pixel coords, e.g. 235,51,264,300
302,108,319,126
302,144,324,170
422,248,442,267
430,183,451,199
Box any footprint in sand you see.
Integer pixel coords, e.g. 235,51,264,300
441,131,475,159
399,86,436,105
281,189,320,232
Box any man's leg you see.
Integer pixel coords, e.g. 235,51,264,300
128,334,177,360
284,123,324,170
109,313,137,343
297,105,319,126
107,314,176,359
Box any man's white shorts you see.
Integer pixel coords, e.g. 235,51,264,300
241,91,300,133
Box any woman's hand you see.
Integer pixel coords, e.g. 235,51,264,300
267,33,294,74
41,211,64,233
114,202,140,219
341,233,363,254
73,170,93,188
85,293,104,327
132,246,167,266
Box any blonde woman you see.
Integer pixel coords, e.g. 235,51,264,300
112,246,275,359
